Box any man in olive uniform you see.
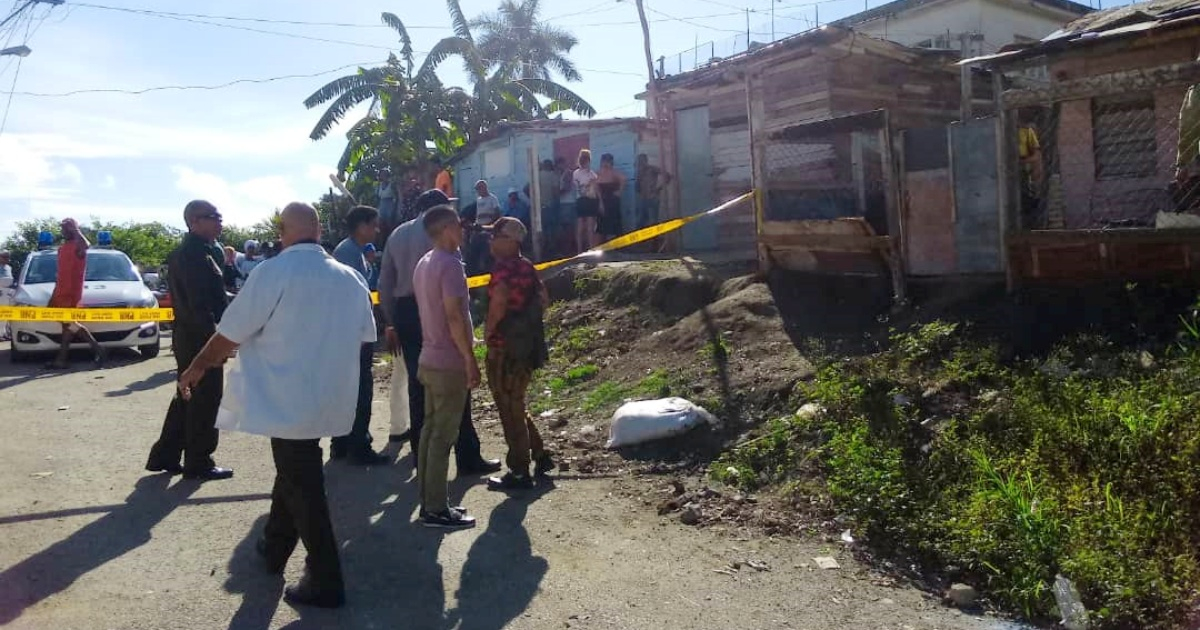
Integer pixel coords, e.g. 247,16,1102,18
146,200,234,481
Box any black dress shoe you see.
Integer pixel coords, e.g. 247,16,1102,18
255,539,288,575
145,461,184,475
389,430,411,443
347,450,391,466
183,466,234,481
457,458,502,475
283,575,345,609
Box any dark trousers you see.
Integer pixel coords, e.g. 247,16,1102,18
147,327,221,472
263,438,343,593
331,344,374,455
393,296,483,466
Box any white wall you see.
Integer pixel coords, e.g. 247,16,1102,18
852,0,1080,57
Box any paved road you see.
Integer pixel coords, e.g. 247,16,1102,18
0,339,1005,630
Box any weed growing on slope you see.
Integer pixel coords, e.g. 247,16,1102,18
713,321,1200,628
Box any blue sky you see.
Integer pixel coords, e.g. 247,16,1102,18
0,0,1093,238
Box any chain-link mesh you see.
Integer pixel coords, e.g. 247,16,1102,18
1008,84,1199,230
762,128,891,235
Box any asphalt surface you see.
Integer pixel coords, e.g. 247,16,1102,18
0,338,1012,630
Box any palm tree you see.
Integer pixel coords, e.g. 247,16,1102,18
303,1,596,178
417,0,596,130
471,0,581,82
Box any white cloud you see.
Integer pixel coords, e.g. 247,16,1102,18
0,135,87,202
172,165,299,227
101,175,116,189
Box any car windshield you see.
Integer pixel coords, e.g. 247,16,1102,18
22,251,141,284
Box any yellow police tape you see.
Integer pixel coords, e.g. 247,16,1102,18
0,191,754,323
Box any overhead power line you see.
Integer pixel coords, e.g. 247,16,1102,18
0,60,379,96
70,1,749,32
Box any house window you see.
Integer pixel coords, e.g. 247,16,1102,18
1092,94,1157,180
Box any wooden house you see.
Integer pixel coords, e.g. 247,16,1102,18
651,25,974,267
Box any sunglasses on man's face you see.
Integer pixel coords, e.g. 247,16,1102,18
197,213,223,222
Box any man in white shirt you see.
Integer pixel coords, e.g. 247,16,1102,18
178,202,375,609
235,240,263,288
0,251,11,341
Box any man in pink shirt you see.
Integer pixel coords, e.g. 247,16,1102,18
412,204,480,530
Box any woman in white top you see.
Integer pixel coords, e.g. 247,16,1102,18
573,149,601,253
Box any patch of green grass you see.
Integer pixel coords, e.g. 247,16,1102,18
547,364,600,393
635,368,672,397
555,325,597,357
697,333,731,373
581,381,628,413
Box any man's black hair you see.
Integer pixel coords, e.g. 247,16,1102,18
345,205,379,231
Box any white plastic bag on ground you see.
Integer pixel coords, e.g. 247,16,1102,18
389,351,410,436
606,397,716,449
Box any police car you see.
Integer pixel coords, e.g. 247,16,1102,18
9,233,161,362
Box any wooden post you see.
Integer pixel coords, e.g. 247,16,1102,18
747,74,770,274
528,145,543,262
994,70,1015,292
879,111,907,304
960,61,973,122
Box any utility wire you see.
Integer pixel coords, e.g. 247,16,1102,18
70,1,748,32
0,60,379,96
0,12,33,136
644,6,753,33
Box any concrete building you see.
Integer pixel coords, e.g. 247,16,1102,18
833,0,1092,59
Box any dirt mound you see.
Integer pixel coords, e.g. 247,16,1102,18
658,282,783,353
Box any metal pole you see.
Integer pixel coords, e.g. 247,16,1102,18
771,1,776,41
745,9,751,49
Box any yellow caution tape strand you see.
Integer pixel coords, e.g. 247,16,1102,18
0,191,754,323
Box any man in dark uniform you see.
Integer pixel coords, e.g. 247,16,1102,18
145,200,234,481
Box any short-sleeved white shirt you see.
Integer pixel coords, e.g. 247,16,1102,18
215,243,377,440
573,168,598,199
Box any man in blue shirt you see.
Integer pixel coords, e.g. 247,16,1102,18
503,188,531,229
331,205,387,465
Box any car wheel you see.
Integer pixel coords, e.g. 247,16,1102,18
9,338,29,363
139,342,161,359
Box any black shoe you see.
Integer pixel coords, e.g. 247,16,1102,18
255,539,287,575
487,473,534,491
283,573,344,609
457,458,502,475
421,509,477,530
534,453,555,477
347,450,390,466
183,466,234,481
389,430,411,443
145,461,183,475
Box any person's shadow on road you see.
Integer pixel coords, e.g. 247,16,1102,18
450,484,552,630
0,474,198,625
229,447,460,630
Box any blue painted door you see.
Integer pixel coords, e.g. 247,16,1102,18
675,106,717,250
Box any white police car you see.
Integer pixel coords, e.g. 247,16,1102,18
9,248,161,362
